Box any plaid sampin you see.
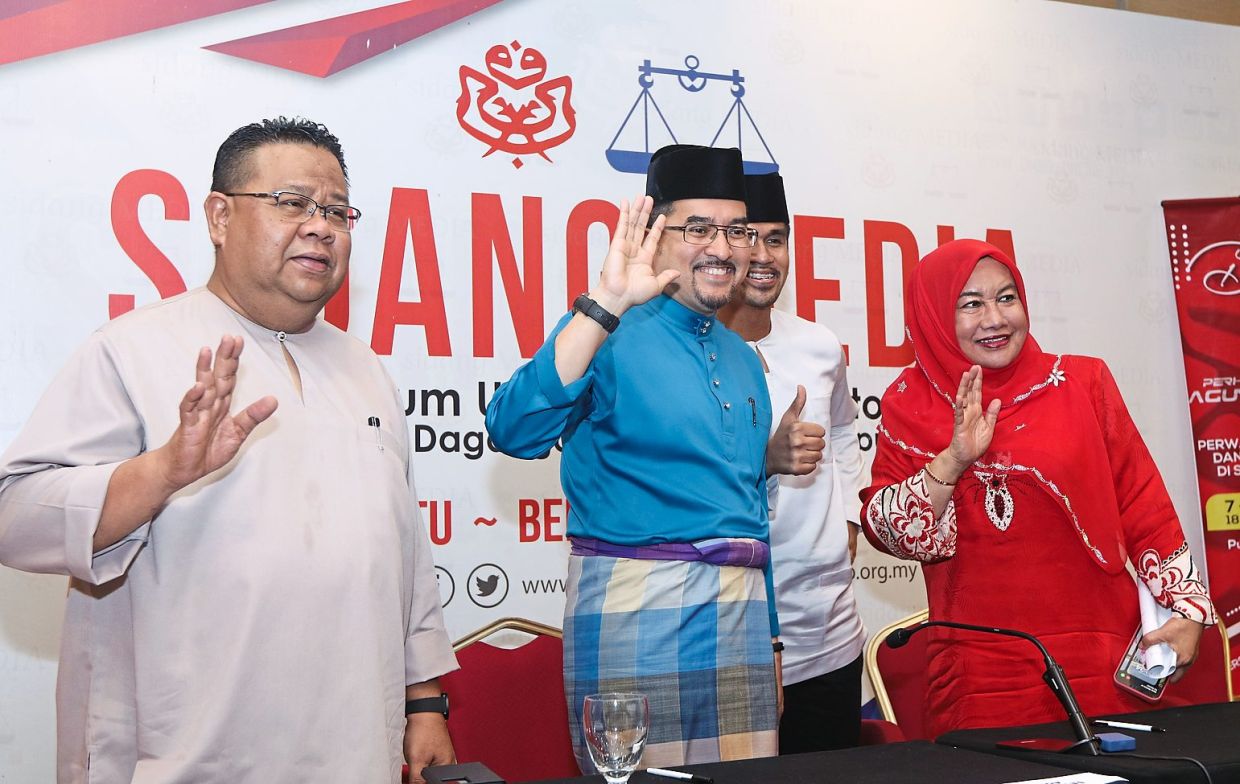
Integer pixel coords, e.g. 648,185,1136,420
563,553,778,770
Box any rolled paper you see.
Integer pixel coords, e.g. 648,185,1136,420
1134,575,1177,679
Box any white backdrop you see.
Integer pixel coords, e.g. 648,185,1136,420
2,0,1239,779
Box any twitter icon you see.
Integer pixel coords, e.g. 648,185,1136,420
476,574,500,597
467,563,509,608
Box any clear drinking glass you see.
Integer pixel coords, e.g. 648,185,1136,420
582,692,650,784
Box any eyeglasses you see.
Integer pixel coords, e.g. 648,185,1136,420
225,191,361,232
664,223,758,248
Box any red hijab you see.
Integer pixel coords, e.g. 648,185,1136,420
877,239,1126,573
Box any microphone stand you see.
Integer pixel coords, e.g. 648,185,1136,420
886,620,1100,755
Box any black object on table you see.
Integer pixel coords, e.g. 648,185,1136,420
424,761,506,784
531,740,1094,784
938,700,1240,784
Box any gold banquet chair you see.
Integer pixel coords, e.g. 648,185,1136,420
864,609,931,740
437,617,581,782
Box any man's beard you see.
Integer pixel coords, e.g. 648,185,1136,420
662,255,743,313
740,264,784,308
688,273,740,312
742,284,780,309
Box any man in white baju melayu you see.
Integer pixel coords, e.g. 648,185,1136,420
719,172,867,753
0,118,457,784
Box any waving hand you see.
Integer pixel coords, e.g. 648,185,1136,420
945,365,1000,471
93,335,277,551
552,195,678,385
158,335,279,489
591,195,678,314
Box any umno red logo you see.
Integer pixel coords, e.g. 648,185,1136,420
456,41,576,168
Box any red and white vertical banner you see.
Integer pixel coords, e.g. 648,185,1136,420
1162,197,1240,693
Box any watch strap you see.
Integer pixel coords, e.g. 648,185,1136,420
573,293,620,334
406,693,449,719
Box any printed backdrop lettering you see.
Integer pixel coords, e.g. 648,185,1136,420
1163,197,1240,694
2,1,1239,778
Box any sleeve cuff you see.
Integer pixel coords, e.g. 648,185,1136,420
1172,598,1217,626
1138,545,1217,626
532,331,593,408
864,472,958,562
405,628,460,685
67,463,149,584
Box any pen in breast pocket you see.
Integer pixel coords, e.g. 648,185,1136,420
367,416,384,452
748,396,757,427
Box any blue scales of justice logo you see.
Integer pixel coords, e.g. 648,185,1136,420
605,55,779,175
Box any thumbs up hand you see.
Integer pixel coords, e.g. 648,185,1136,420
766,385,827,476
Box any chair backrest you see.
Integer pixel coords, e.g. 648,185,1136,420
864,609,930,740
858,718,906,745
438,617,581,783
1167,617,1235,704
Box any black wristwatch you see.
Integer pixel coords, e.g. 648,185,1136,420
572,293,620,334
406,693,449,720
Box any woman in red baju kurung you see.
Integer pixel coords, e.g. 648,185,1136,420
862,239,1216,737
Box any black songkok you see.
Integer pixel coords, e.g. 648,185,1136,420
744,172,788,224
645,144,746,205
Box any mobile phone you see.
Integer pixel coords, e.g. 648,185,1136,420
1113,628,1168,701
422,762,505,784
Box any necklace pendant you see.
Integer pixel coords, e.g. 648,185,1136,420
975,471,1014,531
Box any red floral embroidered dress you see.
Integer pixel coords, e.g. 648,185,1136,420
861,240,1215,736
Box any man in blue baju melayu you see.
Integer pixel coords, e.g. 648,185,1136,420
487,145,789,769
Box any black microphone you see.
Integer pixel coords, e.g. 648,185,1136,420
886,620,1099,755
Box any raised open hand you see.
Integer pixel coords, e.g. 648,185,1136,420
592,194,678,314
945,365,1000,472
766,385,827,476
154,335,278,493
